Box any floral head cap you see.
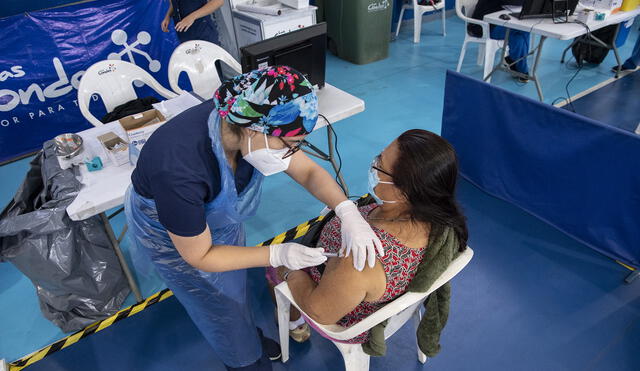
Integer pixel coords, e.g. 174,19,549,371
214,65,318,137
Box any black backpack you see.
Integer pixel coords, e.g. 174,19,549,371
572,25,617,66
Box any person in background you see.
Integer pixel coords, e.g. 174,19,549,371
161,0,223,44
468,0,530,82
612,31,640,73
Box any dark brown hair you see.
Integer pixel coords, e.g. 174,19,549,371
392,129,468,251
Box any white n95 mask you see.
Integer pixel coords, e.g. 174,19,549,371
243,133,291,176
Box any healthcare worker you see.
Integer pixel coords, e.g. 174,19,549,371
161,0,222,44
124,66,383,370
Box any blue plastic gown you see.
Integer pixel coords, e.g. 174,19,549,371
124,110,264,368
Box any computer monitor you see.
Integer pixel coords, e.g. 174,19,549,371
515,0,579,20
240,23,327,88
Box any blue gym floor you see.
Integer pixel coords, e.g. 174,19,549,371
2,14,639,370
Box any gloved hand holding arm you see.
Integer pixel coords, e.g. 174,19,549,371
269,243,327,270
170,228,326,272
334,200,384,271
284,153,383,271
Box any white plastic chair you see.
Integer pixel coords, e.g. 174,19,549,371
394,0,446,44
455,0,502,82
168,40,242,100
275,247,474,371
77,60,177,127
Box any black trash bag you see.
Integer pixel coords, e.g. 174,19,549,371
0,141,130,332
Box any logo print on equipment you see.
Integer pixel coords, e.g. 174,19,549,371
186,43,202,55
97,63,117,75
368,0,390,12
108,30,161,86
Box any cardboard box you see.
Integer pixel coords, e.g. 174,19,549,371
117,109,167,165
576,8,595,23
118,109,166,138
97,132,129,167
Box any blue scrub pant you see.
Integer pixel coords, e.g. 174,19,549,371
622,32,640,69
491,27,530,74
176,16,219,44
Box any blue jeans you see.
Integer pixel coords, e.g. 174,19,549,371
490,26,530,74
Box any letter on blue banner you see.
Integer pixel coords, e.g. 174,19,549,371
0,0,179,163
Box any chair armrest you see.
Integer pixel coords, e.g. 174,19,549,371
153,83,179,100
275,282,382,339
274,283,349,335
274,248,474,341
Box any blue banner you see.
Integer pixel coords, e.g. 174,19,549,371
0,0,179,163
442,71,640,268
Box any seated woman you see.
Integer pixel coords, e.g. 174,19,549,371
266,129,468,344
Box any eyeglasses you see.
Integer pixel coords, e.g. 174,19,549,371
279,138,305,159
372,154,393,178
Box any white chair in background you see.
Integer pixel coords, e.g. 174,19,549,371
168,40,242,100
395,0,447,44
77,60,177,127
455,0,502,82
275,247,474,371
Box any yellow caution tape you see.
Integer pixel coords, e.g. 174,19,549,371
616,260,637,272
9,289,174,370
9,209,337,370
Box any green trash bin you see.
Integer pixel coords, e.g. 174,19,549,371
323,0,394,65
314,0,326,22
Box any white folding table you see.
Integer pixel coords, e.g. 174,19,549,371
66,83,365,301
483,6,640,101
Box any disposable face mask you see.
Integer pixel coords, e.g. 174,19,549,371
368,161,397,205
243,133,292,176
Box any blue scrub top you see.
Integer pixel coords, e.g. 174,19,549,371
171,0,220,44
131,100,253,237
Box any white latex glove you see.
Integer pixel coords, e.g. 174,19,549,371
269,243,327,270
334,200,384,271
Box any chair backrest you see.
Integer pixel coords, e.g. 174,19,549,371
382,247,473,338
412,0,445,8
278,247,474,341
456,0,479,21
77,60,177,127
168,40,242,100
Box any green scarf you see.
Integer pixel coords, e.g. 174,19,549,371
362,226,461,357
